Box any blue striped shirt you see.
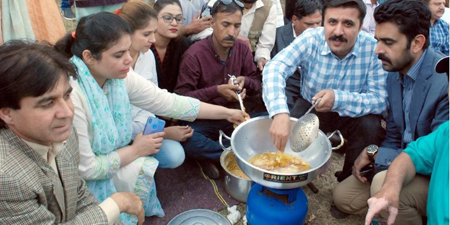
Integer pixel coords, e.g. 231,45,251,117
430,19,449,56
399,49,427,144
263,27,388,117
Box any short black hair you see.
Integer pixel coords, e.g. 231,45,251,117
285,0,297,21
211,0,243,18
323,0,366,25
293,0,323,21
375,0,431,50
0,41,76,129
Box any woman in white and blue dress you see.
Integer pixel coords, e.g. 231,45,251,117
55,12,246,224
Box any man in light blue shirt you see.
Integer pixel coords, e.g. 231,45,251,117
425,0,449,55
262,0,388,182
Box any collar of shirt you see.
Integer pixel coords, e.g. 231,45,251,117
22,139,65,163
321,29,362,60
397,49,427,83
432,18,447,27
136,51,145,64
292,23,297,38
241,0,266,38
363,0,378,7
437,19,449,30
244,0,264,15
151,38,175,66
207,35,234,61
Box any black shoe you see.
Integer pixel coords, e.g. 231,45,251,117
335,170,350,182
199,160,220,179
61,8,76,20
330,203,350,219
334,171,346,182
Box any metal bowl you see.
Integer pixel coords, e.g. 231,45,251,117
168,209,231,225
220,116,332,189
220,151,253,202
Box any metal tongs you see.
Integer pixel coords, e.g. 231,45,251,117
228,74,245,112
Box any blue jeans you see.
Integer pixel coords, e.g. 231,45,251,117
75,3,123,22
181,119,234,164
154,139,185,168
61,0,71,10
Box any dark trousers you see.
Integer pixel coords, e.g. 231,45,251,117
181,111,268,164
290,98,385,182
61,0,72,9
285,71,301,111
181,119,234,164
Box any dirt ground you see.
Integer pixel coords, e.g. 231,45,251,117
56,0,366,224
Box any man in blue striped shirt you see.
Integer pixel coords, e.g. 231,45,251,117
424,0,449,55
262,0,388,182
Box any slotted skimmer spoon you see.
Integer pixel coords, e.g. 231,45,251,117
290,98,322,152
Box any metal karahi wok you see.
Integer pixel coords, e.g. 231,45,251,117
219,116,342,189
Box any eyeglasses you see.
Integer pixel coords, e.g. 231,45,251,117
159,15,185,24
213,0,244,9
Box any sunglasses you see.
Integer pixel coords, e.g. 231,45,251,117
159,15,185,24
213,0,244,9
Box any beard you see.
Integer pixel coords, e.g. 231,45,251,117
378,50,414,73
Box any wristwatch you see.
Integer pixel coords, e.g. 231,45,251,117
366,144,378,162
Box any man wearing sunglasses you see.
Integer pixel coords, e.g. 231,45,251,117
175,0,261,179
185,0,282,69
263,0,388,183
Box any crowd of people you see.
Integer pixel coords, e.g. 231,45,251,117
0,0,448,224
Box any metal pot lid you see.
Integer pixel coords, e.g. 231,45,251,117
168,209,232,225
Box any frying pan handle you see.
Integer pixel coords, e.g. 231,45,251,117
327,130,344,150
219,130,232,151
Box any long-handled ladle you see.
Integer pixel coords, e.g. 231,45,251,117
289,98,322,152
